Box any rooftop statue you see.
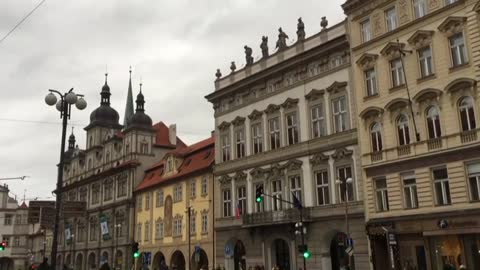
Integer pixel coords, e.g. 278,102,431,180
297,17,305,41
244,45,254,66
260,36,269,58
276,27,289,51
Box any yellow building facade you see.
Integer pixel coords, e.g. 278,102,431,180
342,0,480,269
135,137,215,270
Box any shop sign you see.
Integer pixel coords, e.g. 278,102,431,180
389,246,395,269
388,233,397,246
224,243,233,258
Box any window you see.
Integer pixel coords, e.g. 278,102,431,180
413,0,427,18
145,193,150,210
173,185,183,202
13,236,20,247
459,97,476,131
77,224,86,242
311,104,326,138
290,175,302,206
390,59,405,87
190,180,196,198
92,185,100,204
80,190,87,202
361,19,372,42
69,191,77,201
365,68,377,96
156,190,164,207
222,189,232,217
332,96,348,133
268,117,281,150
90,221,98,241
137,195,142,211
254,183,265,213
4,214,12,225
433,167,451,205
235,129,245,159
402,172,418,209
397,114,411,146
237,186,246,216
271,179,283,211
173,218,183,236
370,123,383,152
117,180,127,197
418,46,434,78
315,170,330,205
450,33,469,67
445,0,458,4
337,166,354,202
190,213,196,234
201,177,208,195
331,55,344,68
136,223,142,241
251,123,263,154
104,182,113,201
375,178,389,212
167,158,173,172
140,142,148,154
286,113,299,145
221,133,231,162
427,107,442,139
201,213,208,234
155,221,164,239
385,7,397,31
468,163,480,201
144,222,150,241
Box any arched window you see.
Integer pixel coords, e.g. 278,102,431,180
397,114,410,146
370,122,383,152
459,97,476,131
426,106,442,139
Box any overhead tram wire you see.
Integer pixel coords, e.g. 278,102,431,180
0,0,47,46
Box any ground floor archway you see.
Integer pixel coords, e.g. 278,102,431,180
330,232,354,270
114,250,123,270
152,252,166,270
65,254,72,268
191,248,208,270
170,250,185,270
0,257,14,270
88,252,96,270
271,239,290,270
100,251,110,268
234,240,246,270
75,253,83,270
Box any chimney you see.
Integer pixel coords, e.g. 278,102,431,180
169,124,177,146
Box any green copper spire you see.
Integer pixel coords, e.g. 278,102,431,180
123,66,134,127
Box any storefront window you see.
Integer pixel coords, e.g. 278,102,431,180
430,235,465,270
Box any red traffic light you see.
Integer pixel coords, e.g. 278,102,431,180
0,241,6,251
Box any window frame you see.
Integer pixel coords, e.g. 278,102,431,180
285,112,299,145
315,170,330,206
397,114,411,146
365,68,378,97
385,7,398,32
220,132,231,162
449,32,468,67
413,0,427,19
237,186,247,216
251,122,263,154
234,127,245,159
268,116,281,150
459,96,477,132
222,188,232,217
426,106,442,139
370,122,383,152
390,58,405,88
360,19,372,43
432,167,451,206
418,46,434,78
336,165,354,202
402,172,419,209
374,177,389,212
289,175,303,207
467,162,480,201
311,103,326,138
331,96,349,133
271,179,284,211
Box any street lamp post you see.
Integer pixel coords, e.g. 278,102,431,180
45,88,87,270
336,177,353,269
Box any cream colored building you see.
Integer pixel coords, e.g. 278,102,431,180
342,0,480,269
134,137,215,270
206,19,369,270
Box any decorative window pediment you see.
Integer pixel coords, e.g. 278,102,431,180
173,213,183,219
266,163,285,180
217,121,231,131
309,153,329,166
248,110,263,120
284,159,303,171
407,30,434,49
380,42,405,60
250,167,267,179
233,171,247,182
445,77,476,95
412,88,442,103
474,2,480,13
305,88,325,101
356,53,378,70
384,98,409,111
332,148,353,160
438,16,467,36
264,104,281,114
326,81,348,93
231,116,246,126
281,98,299,109
359,106,384,120
218,175,232,185
200,209,209,215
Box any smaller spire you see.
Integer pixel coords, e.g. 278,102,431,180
136,83,145,112
105,72,108,84
123,66,135,128
68,127,76,150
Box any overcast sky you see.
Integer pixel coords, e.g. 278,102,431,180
0,0,345,203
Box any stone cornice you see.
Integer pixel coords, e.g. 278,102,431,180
305,89,325,100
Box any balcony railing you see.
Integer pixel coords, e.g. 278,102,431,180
242,207,310,227
427,138,442,150
371,151,383,162
397,145,411,156
461,130,478,144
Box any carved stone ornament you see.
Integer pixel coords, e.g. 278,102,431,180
310,153,329,166
359,106,384,120
266,163,285,180
326,81,348,93
372,11,383,37
407,30,434,49
264,104,281,114
89,216,98,223
284,159,303,171
305,88,325,100
234,171,247,182
438,17,467,36
398,0,409,25
200,209,209,215
380,42,405,60
218,175,232,185
332,148,353,160
445,78,477,95
412,88,443,104
217,121,231,131
428,0,440,11
173,213,183,220
115,209,125,218
281,98,299,109
384,98,409,111
250,167,267,179
248,109,263,120
356,53,378,70
156,216,163,222
231,116,246,126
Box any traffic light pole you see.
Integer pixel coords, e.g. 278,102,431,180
300,210,307,270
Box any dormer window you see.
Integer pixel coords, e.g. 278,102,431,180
167,158,174,172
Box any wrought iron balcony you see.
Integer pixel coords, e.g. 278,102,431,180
242,207,310,227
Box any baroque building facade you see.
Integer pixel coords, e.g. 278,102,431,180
134,136,215,270
342,0,480,269
206,20,369,270
56,72,184,270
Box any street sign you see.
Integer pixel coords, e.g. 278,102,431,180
225,243,233,258
388,233,397,246
345,246,354,256
346,237,354,247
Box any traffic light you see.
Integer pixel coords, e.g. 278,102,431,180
255,186,263,203
298,244,311,259
132,242,140,258
0,241,7,251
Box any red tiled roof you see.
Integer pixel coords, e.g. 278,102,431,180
153,122,186,148
135,136,214,192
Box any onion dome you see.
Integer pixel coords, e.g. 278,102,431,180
85,73,122,130
127,83,153,131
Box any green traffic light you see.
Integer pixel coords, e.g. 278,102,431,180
303,251,311,259
0,247,4,251
133,252,140,258
256,197,262,203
